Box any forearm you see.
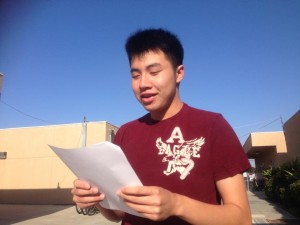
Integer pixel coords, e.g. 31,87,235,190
117,175,251,224
96,205,124,222
173,194,252,225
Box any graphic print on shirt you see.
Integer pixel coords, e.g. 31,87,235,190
156,126,205,180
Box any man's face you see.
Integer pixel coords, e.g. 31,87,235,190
130,50,184,120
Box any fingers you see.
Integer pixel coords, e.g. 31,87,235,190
125,202,164,220
117,186,164,209
71,179,104,209
73,195,103,209
72,180,99,195
118,186,155,196
117,186,151,206
73,179,91,189
72,185,99,196
117,186,177,221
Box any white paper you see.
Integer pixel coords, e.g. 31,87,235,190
49,141,143,217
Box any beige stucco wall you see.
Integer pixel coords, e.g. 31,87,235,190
244,132,287,169
244,110,300,169
284,110,300,162
0,121,118,204
250,132,287,153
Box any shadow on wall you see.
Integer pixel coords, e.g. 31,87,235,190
0,188,73,204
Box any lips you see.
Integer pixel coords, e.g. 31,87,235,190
140,93,157,104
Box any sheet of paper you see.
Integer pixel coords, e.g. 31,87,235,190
49,141,143,217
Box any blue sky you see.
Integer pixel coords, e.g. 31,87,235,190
0,0,299,144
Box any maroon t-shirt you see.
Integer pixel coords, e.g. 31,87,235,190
114,104,250,225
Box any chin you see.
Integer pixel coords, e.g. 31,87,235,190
142,104,157,112
142,105,153,112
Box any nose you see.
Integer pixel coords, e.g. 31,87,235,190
139,74,151,90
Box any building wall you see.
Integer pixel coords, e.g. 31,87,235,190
254,146,277,170
0,121,118,204
244,132,287,169
244,110,300,169
284,110,300,162
251,132,287,154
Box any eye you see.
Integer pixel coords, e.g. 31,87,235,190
150,70,161,75
131,73,140,80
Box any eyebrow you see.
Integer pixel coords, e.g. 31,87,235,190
130,63,162,73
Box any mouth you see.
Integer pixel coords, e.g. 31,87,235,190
140,93,157,104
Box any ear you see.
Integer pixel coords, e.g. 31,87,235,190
175,65,184,84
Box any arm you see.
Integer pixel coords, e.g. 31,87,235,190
71,179,124,222
175,173,252,225
117,174,252,225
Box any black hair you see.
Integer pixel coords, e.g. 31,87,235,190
125,28,184,69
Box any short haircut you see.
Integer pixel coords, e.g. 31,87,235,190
125,28,184,69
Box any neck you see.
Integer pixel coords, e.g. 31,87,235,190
151,99,184,121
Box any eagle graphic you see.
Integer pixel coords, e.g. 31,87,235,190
156,137,205,180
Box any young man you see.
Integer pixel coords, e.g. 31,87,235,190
72,28,252,225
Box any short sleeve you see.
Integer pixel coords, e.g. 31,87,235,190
211,115,250,181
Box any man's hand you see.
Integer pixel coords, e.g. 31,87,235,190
117,186,179,221
71,179,104,209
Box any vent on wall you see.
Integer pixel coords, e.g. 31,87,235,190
0,152,7,159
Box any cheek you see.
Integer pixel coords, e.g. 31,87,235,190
158,76,176,91
131,83,140,96
131,81,137,91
